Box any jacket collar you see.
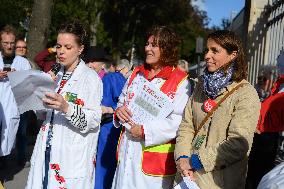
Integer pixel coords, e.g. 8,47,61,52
58,60,86,80
56,59,87,93
137,63,175,80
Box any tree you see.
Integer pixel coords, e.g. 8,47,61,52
26,0,54,60
6,0,209,62
101,0,209,60
211,18,231,31
0,0,33,37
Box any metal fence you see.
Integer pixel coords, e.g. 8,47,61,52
247,0,284,85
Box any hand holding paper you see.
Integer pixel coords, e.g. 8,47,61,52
120,76,174,129
128,123,144,139
116,105,133,124
42,92,69,113
176,158,195,179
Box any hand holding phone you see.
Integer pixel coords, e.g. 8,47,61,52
3,64,11,72
3,67,11,71
0,70,8,79
50,63,61,75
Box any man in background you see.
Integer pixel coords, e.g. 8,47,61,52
0,25,31,169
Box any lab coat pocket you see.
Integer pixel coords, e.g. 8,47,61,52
61,143,88,178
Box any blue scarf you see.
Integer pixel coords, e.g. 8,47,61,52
202,65,234,99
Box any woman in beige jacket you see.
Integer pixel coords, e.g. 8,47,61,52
175,30,261,189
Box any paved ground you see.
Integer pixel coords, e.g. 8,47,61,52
0,113,39,189
0,144,34,189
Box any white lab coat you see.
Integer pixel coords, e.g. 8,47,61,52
0,52,31,156
111,73,190,189
26,61,103,189
257,162,284,189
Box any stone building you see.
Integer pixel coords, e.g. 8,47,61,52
231,0,284,85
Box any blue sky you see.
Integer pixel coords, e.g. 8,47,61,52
192,0,245,28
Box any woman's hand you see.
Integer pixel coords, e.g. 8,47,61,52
42,92,69,113
176,157,195,180
115,106,132,123
128,123,144,139
48,70,57,81
101,106,114,114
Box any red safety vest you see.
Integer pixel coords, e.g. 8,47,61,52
118,64,187,177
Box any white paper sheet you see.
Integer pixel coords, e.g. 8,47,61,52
122,76,174,128
174,177,200,189
8,70,56,114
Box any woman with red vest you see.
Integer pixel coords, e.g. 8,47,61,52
112,26,190,189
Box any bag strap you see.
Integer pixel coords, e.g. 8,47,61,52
194,82,246,137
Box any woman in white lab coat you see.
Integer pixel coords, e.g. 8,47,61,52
112,26,190,189
26,21,102,189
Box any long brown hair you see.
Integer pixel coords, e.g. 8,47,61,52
146,26,181,67
207,30,247,81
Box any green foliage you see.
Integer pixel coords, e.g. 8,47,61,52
0,0,33,38
48,0,89,46
101,0,209,60
1,0,209,62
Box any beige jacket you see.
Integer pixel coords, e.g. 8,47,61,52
175,79,260,189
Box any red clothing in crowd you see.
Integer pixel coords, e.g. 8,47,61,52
257,74,284,132
34,49,56,72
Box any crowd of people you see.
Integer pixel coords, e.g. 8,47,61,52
0,20,284,189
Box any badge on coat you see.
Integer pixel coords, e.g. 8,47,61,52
65,92,84,106
194,135,206,150
203,99,216,113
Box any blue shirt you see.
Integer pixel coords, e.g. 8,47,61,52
101,72,126,109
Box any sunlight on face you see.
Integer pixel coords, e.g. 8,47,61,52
145,35,161,67
56,33,83,72
204,39,236,72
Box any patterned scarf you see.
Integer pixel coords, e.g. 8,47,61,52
202,64,234,99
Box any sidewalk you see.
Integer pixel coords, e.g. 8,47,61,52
0,145,34,189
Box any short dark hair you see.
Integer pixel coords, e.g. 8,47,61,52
57,21,87,46
257,75,268,85
146,26,181,67
207,30,247,81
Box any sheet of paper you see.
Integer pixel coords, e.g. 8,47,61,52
122,76,174,128
8,70,56,114
174,177,200,189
